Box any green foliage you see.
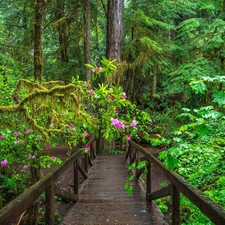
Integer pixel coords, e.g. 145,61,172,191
159,102,225,223
124,175,134,196
125,160,148,195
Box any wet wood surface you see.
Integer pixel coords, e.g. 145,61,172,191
60,154,167,225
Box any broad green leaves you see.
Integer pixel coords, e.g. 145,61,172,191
213,91,225,105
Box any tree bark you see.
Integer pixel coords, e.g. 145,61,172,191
97,132,115,154
34,0,46,83
83,0,91,81
56,0,69,63
151,64,157,100
106,0,124,62
96,0,124,154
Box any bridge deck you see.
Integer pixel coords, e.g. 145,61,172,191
60,154,167,225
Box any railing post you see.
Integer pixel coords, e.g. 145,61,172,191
146,161,151,201
74,159,79,195
84,153,88,173
171,184,180,225
45,184,54,225
126,141,131,160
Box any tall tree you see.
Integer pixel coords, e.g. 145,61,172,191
97,0,125,154
34,0,46,83
83,0,91,81
56,0,69,63
106,0,124,62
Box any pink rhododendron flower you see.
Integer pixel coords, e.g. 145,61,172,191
84,131,89,137
126,134,131,141
0,159,7,167
69,124,76,130
16,132,22,136
108,95,114,100
115,108,119,114
28,153,36,159
0,135,4,140
26,129,33,134
122,92,127,99
15,140,20,144
84,81,89,87
23,164,30,170
111,118,125,129
88,88,95,97
35,137,42,141
130,120,137,127
91,66,102,73
85,145,91,151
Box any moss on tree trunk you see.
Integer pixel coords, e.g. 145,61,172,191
34,0,46,83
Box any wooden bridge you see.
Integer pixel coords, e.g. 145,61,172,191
1,138,225,225
60,154,167,225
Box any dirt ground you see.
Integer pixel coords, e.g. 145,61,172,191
41,144,169,224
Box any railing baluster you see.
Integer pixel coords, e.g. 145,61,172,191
45,184,54,225
74,160,79,195
146,161,151,201
126,142,131,160
84,153,88,173
171,184,180,225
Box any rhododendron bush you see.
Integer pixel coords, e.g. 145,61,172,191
0,57,151,208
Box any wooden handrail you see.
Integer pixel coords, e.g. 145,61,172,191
127,140,225,225
0,138,96,225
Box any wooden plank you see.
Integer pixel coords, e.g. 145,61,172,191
84,153,89,173
54,186,78,202
171,185,180,225
135,167,145,179
125,143,131,159
74,160,79,195
88,154,93,167
147,184,171,201
45,184,54,225
146,162,151,200
129,149,137,166
78,160,88,179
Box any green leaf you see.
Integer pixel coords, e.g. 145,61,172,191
136,160,147,169
159,151,167,160
85,63,95,69
128,162,136,171
150,138,162,147
189,80,207,94
164,156,179,170
194,124,212,137
213,91,225,105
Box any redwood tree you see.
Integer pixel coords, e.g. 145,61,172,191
106,0,124,62
83,0,91,81
33,0,46,83
97,0,125,154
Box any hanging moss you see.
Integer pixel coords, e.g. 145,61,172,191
0,79,88,141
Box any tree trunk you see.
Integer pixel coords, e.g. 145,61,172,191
83,0,91,81
34,0,46,83
106,0,124,61
97,132,115,154
96,0,124,154
151,64,157,100
56,0,69,63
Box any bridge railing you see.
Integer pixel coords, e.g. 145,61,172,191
0,137,96,225
127,140,225,225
